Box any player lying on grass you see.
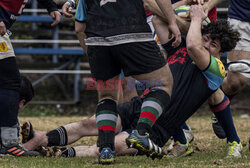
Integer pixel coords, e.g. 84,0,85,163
21,13,242,159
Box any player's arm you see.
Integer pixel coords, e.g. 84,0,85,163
0,21,6,36
143,0,187,19
62,0,76,17
143,0,165,18
203,0,221,11
37,0,61,26
175,0,220,35
186,5,209,70
74,0,88,52
155,0,181,47
75,21,87,52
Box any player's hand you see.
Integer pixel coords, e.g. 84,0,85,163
50,11,61,27
190,5,208,22
186,0,209,5
62,2,74,18
168,22,182,48
0,21,6,36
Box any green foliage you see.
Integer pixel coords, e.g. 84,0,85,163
20,105,58,117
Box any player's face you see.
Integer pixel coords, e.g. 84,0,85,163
202,34,222,57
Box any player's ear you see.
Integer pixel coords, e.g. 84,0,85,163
19,99,26,112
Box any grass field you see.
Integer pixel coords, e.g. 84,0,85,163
0,115,249,168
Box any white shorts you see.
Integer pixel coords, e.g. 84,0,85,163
228,18,250,52
147,15,164,50
0,33,15,60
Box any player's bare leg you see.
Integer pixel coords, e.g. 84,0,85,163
72,133,136,157
125,17,173,157
126,59,173,159
23,115,122,151
222,50,250,96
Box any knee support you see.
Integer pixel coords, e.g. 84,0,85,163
228,59,250,78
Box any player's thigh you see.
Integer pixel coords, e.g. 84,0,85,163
114,41,172,91
114,132,137,156
227,18,250,60
115,41,166,76
88,46,121,100
87,46,121,81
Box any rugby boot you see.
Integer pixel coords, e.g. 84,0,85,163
183,126,194,143
36,146,65,157
211,114,226,139
226,141,242,158
167,127,194,153
167,141,194,158
0,143,40,156
166,139,175,152
21,121,35,143
98,147,115,164
126,130,166,159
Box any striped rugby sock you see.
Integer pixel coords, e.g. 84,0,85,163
96,99,117,150
137,89,170,135
210,95,240,143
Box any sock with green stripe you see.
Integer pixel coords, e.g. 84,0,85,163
96,99,118,151
137,88,170,136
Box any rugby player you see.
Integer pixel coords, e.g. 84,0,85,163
221,0,250,99
0,0,60,156
126,4,242,158
63,0,182,164
144,0,222,150
0,76,37,156
211,0,250,140
21,9,241,159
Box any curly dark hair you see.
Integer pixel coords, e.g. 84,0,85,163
202,21,240,53
20,76,34,105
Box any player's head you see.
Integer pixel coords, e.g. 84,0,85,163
201,21,240,57
19,76,34,111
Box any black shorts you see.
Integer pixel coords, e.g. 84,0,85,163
118,96,142,132
88,41,166,81
0,57,20,91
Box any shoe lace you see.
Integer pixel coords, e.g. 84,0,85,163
227,141,238,156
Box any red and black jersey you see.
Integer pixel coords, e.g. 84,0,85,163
0,0,57,29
